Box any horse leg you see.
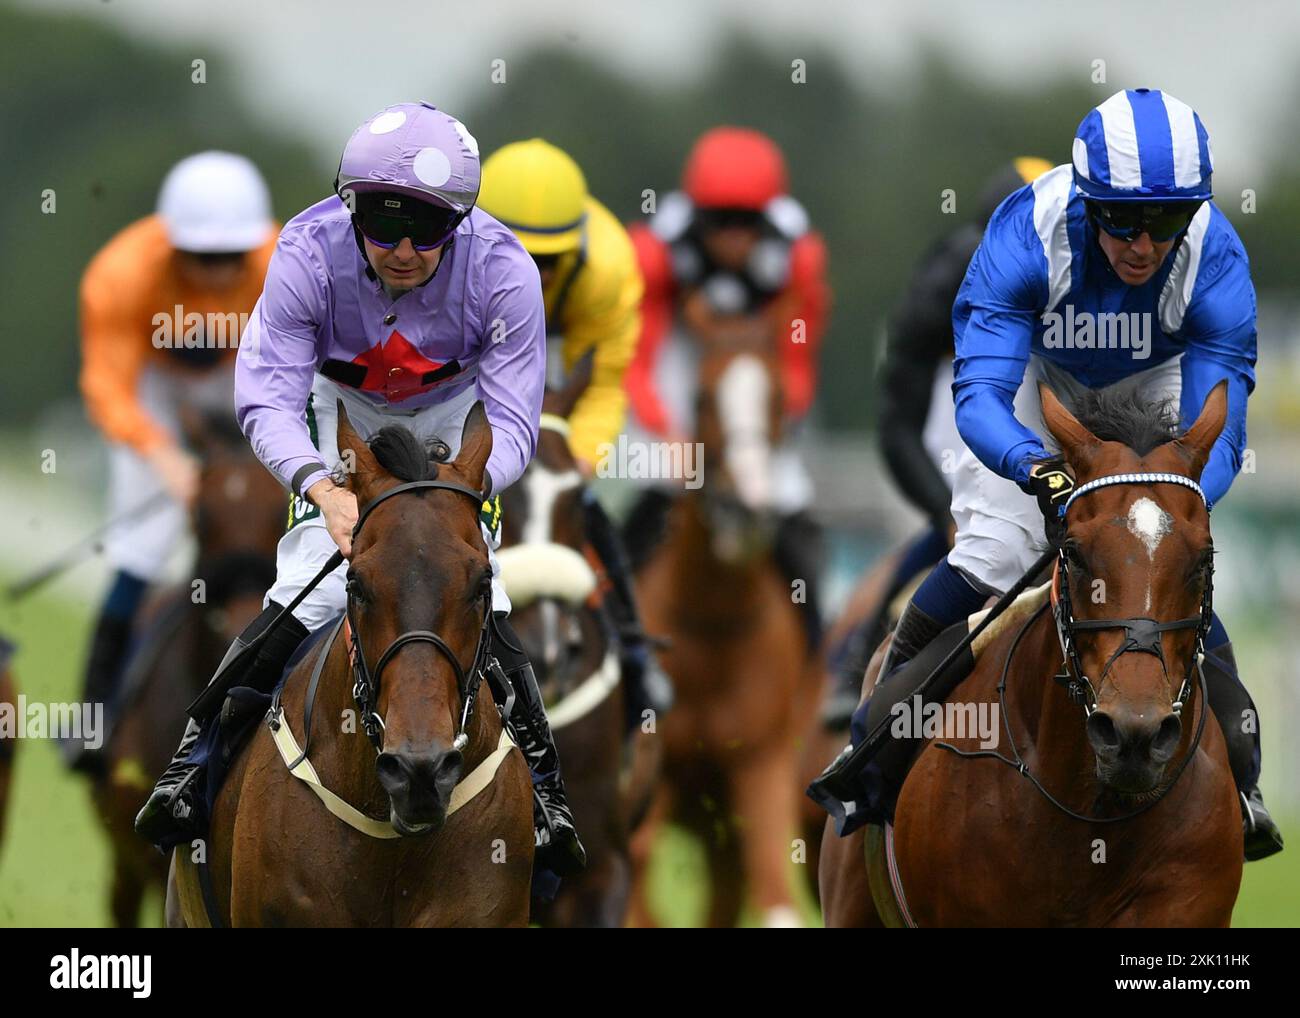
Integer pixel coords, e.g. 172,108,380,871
702,806,745,928
109,853,145,928
551,850,631,928
729,746,802,927
625,782,670,928
818,817,880,927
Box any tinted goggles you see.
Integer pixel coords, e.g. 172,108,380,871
352,194,464,251
1087,200,1203,243
177,250,248,267
696,206,766,232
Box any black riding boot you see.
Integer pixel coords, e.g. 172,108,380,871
65,572,147,775
621,488,675,571
1202,642,1284,861
822,611,891,732
65,612,135,775
808,601,968,833
581,490,673,731
134,602,308,849
773,509,826,654
492,614,587,876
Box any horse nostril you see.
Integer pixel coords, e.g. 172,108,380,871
436,750,464,786
1150,713,1182,762
1086,711,1120,755
375,753,409,792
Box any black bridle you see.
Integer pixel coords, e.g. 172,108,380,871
270,477,510,771
936,470,1216,823
1051,472,1214,717
343,479,503,754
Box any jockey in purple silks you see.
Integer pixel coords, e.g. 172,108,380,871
135,102,586,876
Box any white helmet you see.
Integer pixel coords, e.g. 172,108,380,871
157,151,273,252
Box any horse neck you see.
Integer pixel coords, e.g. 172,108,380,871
303,635,392,816
1001,611,1103,807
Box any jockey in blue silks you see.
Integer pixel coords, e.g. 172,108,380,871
813,88,1281,860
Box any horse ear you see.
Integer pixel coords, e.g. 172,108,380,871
453,401,493,491
1039,383,1099,472
542,348,595,419
1174,380,1228,480
335,401,384,498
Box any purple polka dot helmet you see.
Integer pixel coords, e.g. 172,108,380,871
335,101,481,247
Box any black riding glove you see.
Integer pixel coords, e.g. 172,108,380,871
1026,460,1075,546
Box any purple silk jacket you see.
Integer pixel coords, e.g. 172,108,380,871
234,196,545,498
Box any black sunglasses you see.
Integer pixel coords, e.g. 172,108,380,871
1087,200,1203,243
178,251,248,267
352,195,464,251
696,207,766,232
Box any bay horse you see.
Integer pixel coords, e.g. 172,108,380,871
168,402,534,927
820,382,1242,927
497,363,652,927
92,408,284,927
630,339,822,927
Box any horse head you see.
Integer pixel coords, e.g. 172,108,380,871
693,339,785,564
1040,380,1226,795
336,400,494,834
180,404,283,644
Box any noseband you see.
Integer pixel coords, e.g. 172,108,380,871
344,480,504,754
1052,472,1214,717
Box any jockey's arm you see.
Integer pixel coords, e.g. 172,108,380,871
235,235,333,499
773,231,829,421
624,225,676,438
476,241,547,496
79,251,168,456
1176,244,1257,508
80,250,201,504
951,229,1050,489
560,246,645,470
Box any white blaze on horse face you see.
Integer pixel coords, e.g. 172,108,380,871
716,354,773,511
522,462,582,546
1127,496,1174,612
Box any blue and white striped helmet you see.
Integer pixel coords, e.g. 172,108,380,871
1073,88,1213,203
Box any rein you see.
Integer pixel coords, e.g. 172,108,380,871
936,470,1214,823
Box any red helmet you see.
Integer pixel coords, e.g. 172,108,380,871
682,127,788,211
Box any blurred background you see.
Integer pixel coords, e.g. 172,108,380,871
0,0,1296,925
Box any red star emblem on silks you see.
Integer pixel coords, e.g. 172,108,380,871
350,330,448,402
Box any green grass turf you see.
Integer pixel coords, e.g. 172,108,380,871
0,565,1293,927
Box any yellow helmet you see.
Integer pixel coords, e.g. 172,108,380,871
479,139,588,255
1013,156,1054,185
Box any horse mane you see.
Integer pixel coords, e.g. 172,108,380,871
1070,387,1181,456
368,425,437,482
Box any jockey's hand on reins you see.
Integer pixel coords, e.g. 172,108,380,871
1026,459,1075,546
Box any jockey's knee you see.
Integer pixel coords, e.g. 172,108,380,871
947,518,1045,595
